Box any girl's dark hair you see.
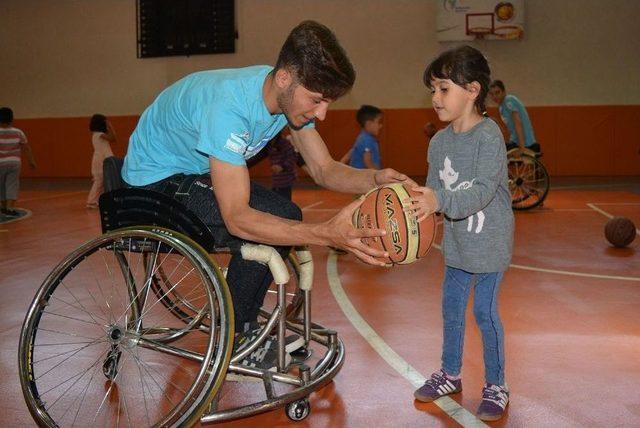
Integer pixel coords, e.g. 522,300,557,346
89,114,107,133
423,45,491,114
0,107,14,124
275,20,355,100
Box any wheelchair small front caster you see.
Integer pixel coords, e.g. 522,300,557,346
102,347,122,380
286,398,310,421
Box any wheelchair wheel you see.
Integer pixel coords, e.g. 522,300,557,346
149,251,304,332
508,154,550,210
18,227,234,427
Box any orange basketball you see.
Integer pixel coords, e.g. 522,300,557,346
604,217,636,248
352,183,436,266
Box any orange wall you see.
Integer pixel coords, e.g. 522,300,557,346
15,106,640,179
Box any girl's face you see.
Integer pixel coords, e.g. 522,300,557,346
430,78,476,123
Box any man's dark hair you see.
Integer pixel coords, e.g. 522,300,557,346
275,20,355,100
490,80,505,91
356,105,382,127
89,114,107,133
424,45,492,114
0,107,14,124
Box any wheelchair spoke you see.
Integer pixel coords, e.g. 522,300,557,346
33,337,106,365
58,283,108,326
91,352,131,424
41,346,109,407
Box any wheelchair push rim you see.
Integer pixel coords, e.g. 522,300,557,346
18,227,234,427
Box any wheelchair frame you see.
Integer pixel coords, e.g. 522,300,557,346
18,187,345,426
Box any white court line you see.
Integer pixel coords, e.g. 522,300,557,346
21,191,85,202
587,203,640,235
326,252,487,427
432,243,640,282
509,263,640,282
301,200,324,210
588,202,640,206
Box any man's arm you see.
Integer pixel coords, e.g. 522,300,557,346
289,127,412,193
209,157,390,266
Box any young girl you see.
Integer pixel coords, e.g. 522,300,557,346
408,46,514,421
86,114,116,208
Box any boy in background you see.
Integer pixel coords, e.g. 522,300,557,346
0,107,36,217
340,105,383,169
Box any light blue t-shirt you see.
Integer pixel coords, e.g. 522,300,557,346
123,65,313,185
349,130,381,169
499,94,536,147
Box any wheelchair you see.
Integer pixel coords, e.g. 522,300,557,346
18,157,344,426
507,147,550,210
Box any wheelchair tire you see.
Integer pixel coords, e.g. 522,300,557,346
508,154,550,210
18,227,234,427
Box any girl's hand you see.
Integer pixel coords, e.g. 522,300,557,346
405,186,439,222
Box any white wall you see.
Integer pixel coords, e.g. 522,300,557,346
1,0,639,118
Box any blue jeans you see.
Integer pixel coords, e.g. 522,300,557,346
441,266,505,385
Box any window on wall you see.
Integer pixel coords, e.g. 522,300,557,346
136,0,236,58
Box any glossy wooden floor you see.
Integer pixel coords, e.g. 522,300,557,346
1,177,639,427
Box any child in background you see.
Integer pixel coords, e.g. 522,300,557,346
268,131,298,200
86,114,116,208
0,107,36,217
340,105,383,169
407,46,514,421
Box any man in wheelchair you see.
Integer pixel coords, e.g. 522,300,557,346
489,79,541,155
121,20,413,371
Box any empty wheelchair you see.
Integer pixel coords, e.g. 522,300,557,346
18,158,344,426
507,147,550,210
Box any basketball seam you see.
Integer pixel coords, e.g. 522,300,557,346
391,184,412,264
374,188,391,263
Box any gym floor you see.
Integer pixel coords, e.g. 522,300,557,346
1,177,639,427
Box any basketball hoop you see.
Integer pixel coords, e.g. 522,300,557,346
467,27,494,39
494,25,523,40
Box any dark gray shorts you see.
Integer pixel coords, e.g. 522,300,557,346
0,162,21,201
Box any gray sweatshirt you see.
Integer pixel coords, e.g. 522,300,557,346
426,118,514,273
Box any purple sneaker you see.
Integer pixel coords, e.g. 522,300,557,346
414,370,462,402
477,384,509,421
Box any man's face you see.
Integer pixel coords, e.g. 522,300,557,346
489,86,505,105
277,76,332,128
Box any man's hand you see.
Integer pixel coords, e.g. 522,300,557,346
374,168,418,188
324,197,389,266
405,186,439,222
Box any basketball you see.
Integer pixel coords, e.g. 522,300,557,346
352,183,436,266
604,217,636,248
